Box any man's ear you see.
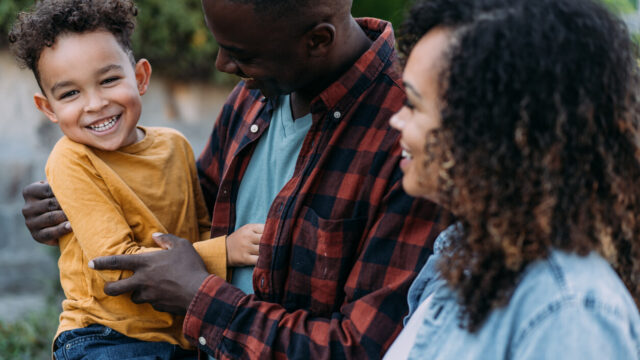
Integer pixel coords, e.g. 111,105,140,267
134,59,152,95
33,93,59,123
306,23,335,57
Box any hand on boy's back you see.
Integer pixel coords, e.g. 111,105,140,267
21,180,71,246
90,233,209,315
226,223,263,267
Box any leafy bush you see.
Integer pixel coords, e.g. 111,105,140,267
352,0,412,28
132,0,219,82
602,0,637,13
0,298,61,360
1,0,219,82
3,0,634,82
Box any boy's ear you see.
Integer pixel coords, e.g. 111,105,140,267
135,59,152,95
33,93,59,123
306,23,335,57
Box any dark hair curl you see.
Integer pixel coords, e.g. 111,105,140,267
8,0,137,90
399,0,640,332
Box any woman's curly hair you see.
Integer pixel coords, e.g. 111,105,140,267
399,0,640,332
8,0,137,90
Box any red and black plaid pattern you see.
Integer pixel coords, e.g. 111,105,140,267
185,18,443,359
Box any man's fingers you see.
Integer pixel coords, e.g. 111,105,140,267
152,233,188,250
103,277,139,297
22,196,64,219
21,181,53,201
90,254,143,271
31,221,71,245
28,209,68,229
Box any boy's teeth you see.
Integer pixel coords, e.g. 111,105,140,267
402,149,413,159
88,115,119,132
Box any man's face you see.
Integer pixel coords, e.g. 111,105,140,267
202,0,313,98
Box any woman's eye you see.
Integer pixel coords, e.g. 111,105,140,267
404,98,415,110
60,90,79,99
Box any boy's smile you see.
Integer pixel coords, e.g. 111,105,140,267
34,30,151,151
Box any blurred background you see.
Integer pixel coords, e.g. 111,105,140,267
0,0,637,358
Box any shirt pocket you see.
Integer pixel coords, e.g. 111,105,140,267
288,205,367,316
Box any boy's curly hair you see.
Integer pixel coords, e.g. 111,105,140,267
399,0,640,332
8,0,138,89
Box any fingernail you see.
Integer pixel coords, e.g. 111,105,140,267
65,222,72,230
152,232,164,238
88,260,95,269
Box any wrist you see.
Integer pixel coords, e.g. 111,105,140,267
184,271,210,312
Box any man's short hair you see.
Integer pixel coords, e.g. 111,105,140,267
228,0,313,18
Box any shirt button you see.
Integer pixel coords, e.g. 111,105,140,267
333,111,342,119
250,124,259,133
199,336,207,346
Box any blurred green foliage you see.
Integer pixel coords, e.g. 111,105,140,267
2,0,636,82
132,0,219,82
0,297,61,360
602,0,637,12
352,0,412,28
1,0,219,82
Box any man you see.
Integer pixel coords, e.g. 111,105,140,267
22,0,442,358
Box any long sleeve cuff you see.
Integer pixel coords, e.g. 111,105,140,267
193,236,227,279
183,275,245,356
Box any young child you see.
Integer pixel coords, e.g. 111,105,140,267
9,0,258,358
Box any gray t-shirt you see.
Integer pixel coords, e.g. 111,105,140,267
231,94,313,294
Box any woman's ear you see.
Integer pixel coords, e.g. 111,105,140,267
134,59,152,95
33,93,59,123
306,23,336,57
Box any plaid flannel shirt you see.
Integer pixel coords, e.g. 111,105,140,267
184,18,443,359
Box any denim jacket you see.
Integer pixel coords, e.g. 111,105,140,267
390,225,640,360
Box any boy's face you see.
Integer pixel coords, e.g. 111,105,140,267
34,30,151,151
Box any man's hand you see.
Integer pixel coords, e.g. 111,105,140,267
226,223,263,266
22,181,71,246
89,233,210,315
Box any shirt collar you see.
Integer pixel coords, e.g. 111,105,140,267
311,18,399,116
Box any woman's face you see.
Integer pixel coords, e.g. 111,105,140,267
390,27,451,200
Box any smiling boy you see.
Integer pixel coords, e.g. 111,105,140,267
7,0,238,358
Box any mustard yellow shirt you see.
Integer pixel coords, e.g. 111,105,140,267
46,127,226,349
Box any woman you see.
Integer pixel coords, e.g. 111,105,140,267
385,0,640,358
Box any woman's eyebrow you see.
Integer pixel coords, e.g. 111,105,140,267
403,81,423,100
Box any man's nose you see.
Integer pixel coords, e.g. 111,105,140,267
215,48,239,75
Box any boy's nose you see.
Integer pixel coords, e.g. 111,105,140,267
215,48,239,75
84,92,108,112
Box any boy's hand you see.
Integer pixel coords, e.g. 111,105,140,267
226,223,263,267
21,181,71,246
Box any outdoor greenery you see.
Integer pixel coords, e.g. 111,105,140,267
603,0,637,12
1,0,636,81
0,294,61,360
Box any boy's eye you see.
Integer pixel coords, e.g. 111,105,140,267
59,90,79,100
101,77,120,85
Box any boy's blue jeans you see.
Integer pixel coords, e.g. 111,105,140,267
53,324,197,360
